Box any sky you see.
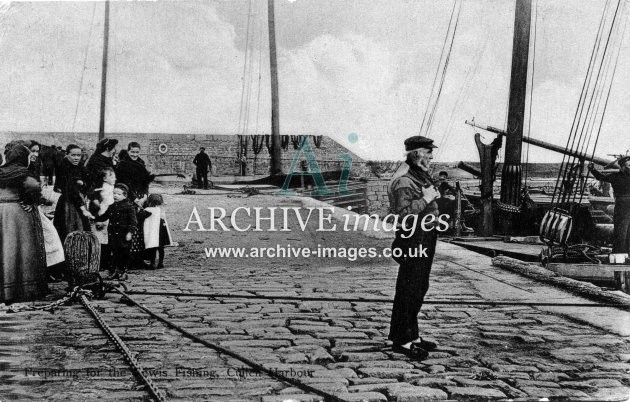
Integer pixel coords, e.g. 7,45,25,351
0,0,629,162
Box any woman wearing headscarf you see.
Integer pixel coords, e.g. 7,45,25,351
27,140,42,182
53,144,93,243
0,141,48,303
116,142,155,200
85,138,118,190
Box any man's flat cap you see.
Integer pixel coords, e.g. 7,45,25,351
404,136,437,151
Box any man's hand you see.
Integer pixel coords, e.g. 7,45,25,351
422,185,440,203
125,232,132,242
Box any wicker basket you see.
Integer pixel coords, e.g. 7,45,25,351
64,231,101,286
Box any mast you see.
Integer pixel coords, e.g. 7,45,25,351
98,0,110,140
267,0,282,175
499,0,531,232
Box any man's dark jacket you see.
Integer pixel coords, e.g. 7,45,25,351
193,152,211,172
116,156,154,199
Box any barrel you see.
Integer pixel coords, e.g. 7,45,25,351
63,231,101,286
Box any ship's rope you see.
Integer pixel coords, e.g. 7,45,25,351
254,19,264,137
242,13,258,137
237,0,254,135
523,0,538,186
419,0,462,138
570,0,626,207
551,0,622,213
434,18,488,161
579,1,629,205
70,3,97,133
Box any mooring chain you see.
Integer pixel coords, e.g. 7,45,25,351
110,287,348,402
78,294,167,402
2,287,92,314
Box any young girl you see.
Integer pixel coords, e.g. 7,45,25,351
143,194,173,269
130,198,151,270
53,144,93,243
96,183,136,279
89,167,116,273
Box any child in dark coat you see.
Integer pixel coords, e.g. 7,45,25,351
96,183,136,279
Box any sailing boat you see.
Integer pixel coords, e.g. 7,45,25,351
457,0,625,242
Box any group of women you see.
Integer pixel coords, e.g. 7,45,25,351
0,137,155,304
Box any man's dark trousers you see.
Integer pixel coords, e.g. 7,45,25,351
388,230,438,345
197,168,209,189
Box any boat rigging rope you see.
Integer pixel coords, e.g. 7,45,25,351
434,22,488,161
419,0,461,138
570,0,625,198
551,0,611,209
578,1,628,206
254,20,264,137
551,0,621,212
523,0,538,186
110,287,348,402
237,0,254,135
242,15,258,137
70,2,97,133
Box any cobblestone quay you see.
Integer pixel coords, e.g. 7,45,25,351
1,185,629,401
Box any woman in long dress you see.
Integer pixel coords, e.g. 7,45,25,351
0,141,48,303
53,144,93,243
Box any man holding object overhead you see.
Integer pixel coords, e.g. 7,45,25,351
387,135,441,360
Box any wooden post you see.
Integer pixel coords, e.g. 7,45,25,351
475,133,502,236
98,0,110,141
500,0,531,232
267,0,282,175
454,181,462,237
457,161,481,178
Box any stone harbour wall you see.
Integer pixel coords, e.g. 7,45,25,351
0,132,368,177
366,178,390,217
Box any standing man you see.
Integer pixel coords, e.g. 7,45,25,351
387,136,441,360
436,171,456,221
193,147,211,189
590,157,630,253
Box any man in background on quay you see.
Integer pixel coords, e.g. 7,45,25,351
387,135,440,360
590,156,630,253
193,147,212,189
